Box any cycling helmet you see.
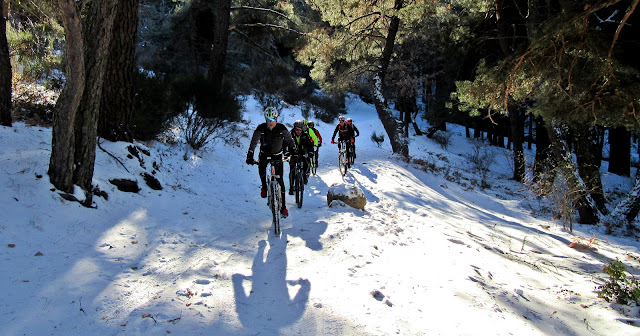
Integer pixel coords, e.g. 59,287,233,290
308,121,315,127
293,120,304,129
338,115,345,121
264,107,278,120
346,118,352,122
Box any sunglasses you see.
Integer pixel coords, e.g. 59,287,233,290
266,118,276,122
295,127,302,131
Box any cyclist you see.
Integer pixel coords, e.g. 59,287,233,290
288,121,315,194
307,120,322,166
346,117,360,158
330,115,353,158
246,107,295,218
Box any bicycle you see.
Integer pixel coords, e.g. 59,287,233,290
337,139,349,176
290,154,306,208
251,153,288,235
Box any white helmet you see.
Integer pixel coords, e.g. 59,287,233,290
264,107,278,120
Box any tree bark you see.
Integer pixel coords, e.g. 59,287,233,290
372,0,409,157
209,0,230,88
49,0,85,193
73,0,120,195
0,0,12,127
509,105,525,182
608,126,631,177
573,122,606,212
98,0,139,142
532,116,554,187
547,121,602,225
605,171,640,235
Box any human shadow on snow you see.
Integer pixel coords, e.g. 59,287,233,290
232,234,311,333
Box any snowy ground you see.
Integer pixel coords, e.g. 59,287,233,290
1,95,640,335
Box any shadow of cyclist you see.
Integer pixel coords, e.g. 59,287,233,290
232,233,311,333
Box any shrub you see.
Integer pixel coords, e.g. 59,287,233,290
598,259,640,306
371,131,385,147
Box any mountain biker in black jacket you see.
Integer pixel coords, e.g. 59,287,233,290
331,115,354,158
346,117,360,158
289,120,315,194
246,107,295,217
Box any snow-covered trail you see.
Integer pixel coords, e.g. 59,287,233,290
3,96,640,336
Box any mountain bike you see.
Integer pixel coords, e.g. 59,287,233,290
290,154,306,208
251,154,288,235
337,140,349,176
347,141,355,166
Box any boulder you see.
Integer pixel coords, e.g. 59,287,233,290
327,183,366,210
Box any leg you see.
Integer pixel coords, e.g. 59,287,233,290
258,160,268,190
275,161,286,209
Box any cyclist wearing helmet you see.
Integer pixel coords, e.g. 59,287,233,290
307,121,322,167
288,121,314,193
246,107,295,218
331,115,354,156
302,120,319,147
345,117,360,158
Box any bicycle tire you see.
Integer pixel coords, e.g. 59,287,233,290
339,151,348,176
295,165,304,208
270,180,281,235
311,155,317,175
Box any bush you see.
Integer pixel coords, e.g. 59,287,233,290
10,75,58,126
131,71,183,141
598,259,640,306
371,131,385,147
464,138,494,189
308,91,345,123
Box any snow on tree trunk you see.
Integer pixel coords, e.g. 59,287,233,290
547,121,603,226
373,74,409,158
603,171,640,235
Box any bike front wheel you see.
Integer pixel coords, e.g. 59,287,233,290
270,180,281,235
338,151,348,176
295,169,304,208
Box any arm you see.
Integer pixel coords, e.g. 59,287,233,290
331,125,339,142
314,128,323,144
353,125,360,137
308,129,318,146
283,128,295,154
247,125,263,161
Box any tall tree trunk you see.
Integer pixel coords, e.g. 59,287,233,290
73,0,120,197
49,0,120,202
372,0,408,157
49,0,85,193
509,105,525,182
532,116,554,188
608,126,631,177
605,171,640,235
573,122,606,212
98,0,139,142
209,0,230,88
0,0,11,127
547,121,602,225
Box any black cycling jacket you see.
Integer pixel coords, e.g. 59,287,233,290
248,122,295,156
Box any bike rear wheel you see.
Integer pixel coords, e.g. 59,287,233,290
270,180,281,235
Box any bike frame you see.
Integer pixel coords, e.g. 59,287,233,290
262,154,285,235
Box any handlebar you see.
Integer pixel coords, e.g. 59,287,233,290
248,155,291,165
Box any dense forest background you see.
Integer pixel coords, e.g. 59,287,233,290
0,0,639,235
